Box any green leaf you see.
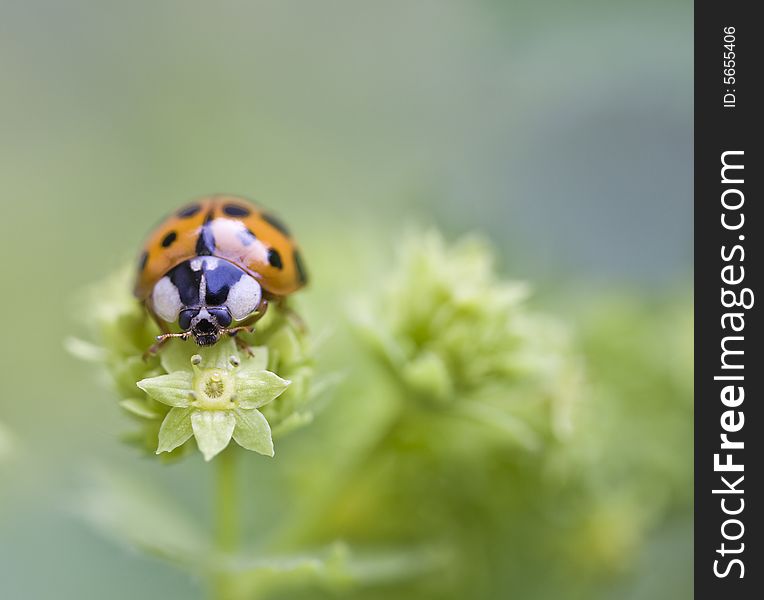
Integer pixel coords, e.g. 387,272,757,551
159,340,196,373
236,370,291,409
402,351,453,401
456,402,542,452
232,409,274,456
198,338,239,369
191,410,235,461
267,326,301,366
137,372,193,407
271,412,314,438
350,311,408,369
119,398,160,419
237,346,269,372
308,371,344,401
157,407,194,453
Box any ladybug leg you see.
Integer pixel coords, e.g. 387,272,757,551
142,337,167,361
222,326,256,357
142,305,172,357
145,303,171,334
223,300,268,357
234,335,255,357
275,298,307,333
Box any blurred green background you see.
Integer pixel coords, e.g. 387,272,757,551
0,1,691,599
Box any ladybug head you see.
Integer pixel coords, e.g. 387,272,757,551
180,307,233,346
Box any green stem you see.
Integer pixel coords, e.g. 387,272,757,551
213,448,239,600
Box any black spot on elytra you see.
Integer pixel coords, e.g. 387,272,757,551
294,250,308,284
138,251,149,271
223,203,251,217
268,248,283,269
161,231,177,248
196,223,216,255
177,203,202,218
261,212,291,236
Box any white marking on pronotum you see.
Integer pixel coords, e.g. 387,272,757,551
191,256,219,271
199,272,207,303
225,275,262,320
152,276,182,321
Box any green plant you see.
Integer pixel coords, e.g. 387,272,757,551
69,232,692,600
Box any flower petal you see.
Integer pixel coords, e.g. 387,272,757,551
191,411,236,461
137,372,193,407
236,370,291,409
233,409,274,457
157,407,194,453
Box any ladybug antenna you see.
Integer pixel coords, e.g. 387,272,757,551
142,331,191,360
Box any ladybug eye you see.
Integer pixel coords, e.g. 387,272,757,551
208,307,232,327
179,308,199,330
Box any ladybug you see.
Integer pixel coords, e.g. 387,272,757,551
134,195,307,353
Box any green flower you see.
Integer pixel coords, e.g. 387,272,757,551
354,230,580,450
68,267,322,459
136,339,289,461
